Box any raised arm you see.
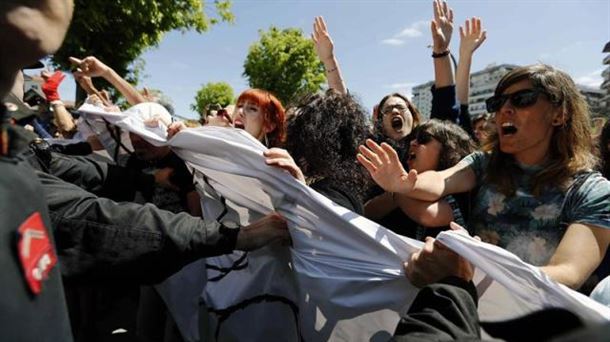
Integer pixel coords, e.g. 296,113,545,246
540,223,610,289
312,16,347,95
456,17,486,105
357,139,476,200
431,0,455,88
41,70,76,136
70,56,146,106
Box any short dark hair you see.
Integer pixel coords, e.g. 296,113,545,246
412,119,476,171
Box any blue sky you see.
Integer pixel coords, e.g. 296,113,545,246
49,0,609,120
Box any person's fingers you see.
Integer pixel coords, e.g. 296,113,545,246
422,237,435,255
478,30,487,45
459,25,465,39
263,147,289,158
356,153,377,174
358,144,383,167
433,237,450,250
465,18,471,35
319,16,328,32
364,138,387,157
406,168,418,184
433,0,440,21
441,0,449,17
69,56,82,65
449,221,467,232
430,20,435,35
449,221,472,238
144,118,160,128
448,8,454,22
380,142,401,165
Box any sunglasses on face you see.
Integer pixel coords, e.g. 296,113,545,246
485,89,547,113
381,104,408,115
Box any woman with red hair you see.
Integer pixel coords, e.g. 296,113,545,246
233,89,286,147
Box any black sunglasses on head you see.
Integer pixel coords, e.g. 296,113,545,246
485,89,547,113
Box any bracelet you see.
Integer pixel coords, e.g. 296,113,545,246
325,66,338,73
431,50,450,58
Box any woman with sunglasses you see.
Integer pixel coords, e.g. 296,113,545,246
364,119,476,238
358,64,610,290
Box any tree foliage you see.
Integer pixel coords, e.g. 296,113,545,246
243,27,326,105
191,81,234,115
52,0,234,98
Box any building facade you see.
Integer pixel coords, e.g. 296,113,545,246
411,81,434,120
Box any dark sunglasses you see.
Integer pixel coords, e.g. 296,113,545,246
485,89,546,113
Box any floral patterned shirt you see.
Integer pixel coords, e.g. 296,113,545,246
461,151,610,265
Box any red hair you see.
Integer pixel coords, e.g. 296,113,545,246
236,89,286,146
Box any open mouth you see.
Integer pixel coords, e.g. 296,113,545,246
391,116,404,130
501,122,517,136
233,119,245,129
408,152,416,161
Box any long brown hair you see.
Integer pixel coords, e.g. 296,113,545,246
483,64,598,196
236,89,286,147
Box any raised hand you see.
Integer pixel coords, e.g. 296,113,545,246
459,17,487,57
69,56,111,78
312,16,334,63
431,0,454,53
264,148,306,183
357,139,417,194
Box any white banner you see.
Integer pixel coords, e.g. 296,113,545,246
79,104,610,342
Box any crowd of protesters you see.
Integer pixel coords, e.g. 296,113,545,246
2,0,610,341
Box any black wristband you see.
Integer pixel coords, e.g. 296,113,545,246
432,50,450,58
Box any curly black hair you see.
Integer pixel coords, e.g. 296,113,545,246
284,90,373,202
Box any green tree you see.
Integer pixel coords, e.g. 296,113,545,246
191,82,234,115
52,0,234,101
243,27,326,105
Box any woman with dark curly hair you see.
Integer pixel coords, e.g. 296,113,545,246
264,90,372,213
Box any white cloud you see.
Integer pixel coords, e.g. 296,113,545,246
575,68,605,88
397,21,428,38
381,20,428,46
381,38,405,46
